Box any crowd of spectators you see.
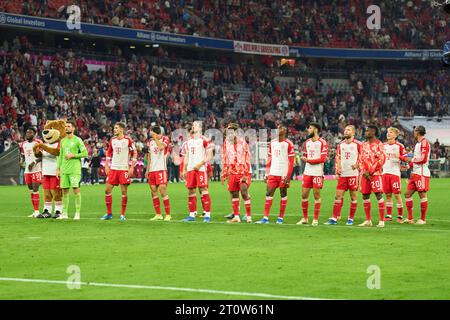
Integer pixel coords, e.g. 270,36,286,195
0,0,447,49
1,38,449,180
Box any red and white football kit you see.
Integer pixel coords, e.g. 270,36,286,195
405,137,431,221
301,137,328,221
20,139,43,184
106,136,136,186
262,138,295,220
104,136,137,216
148,136,170,186
182,136,211,189
182,135,213,216
382,141,408,194
332,138,362,220
360,139,386,222
302,138,328,189
222,137,252,218
20,139,42,214
147,135,171,217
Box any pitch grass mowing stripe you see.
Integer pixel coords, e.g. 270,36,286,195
0,277,332,300
2,214,449,233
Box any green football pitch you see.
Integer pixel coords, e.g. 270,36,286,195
1,179,450,300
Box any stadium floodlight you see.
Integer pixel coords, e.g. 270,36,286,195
431,0,450,13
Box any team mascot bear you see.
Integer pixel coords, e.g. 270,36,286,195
33,120,66,218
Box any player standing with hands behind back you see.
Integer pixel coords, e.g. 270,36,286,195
20,127,42,218
402,125,430,225
56,120,88,220
358,125,386,228
181,121,213,223
299,123,328,226
101,122,137,221
325,125,362,226
256,123,294,224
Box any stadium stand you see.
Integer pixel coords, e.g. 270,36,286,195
1,34,449,180
0,0,447,49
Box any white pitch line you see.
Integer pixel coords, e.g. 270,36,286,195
3,214,450,233
0,277,329,300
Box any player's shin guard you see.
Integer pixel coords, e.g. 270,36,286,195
405,198,414,220
349,200,357,220
74,193,81,215
244,198,251,217
264,196,273,218
153,196,162,215
31,192,40,213
232,198,240,217
121,195,128,215
386,201,393,217
162,196,170,216
314,200,321,220
301,199,308,219
201,191,211,216
279,197,288,219
363,199,371,221
397,203,404,218
62,193,69,215
332,199,342,219
420,198,428,221
188,194,197,217
105,194,112,215
378,198,385,222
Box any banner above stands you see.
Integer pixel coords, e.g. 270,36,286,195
233,41,289,56
0,13,442,60
289,46,442,60
0,13,234,51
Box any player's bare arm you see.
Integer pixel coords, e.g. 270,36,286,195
129,149,137,177
105,155,110,175
146,152,151,178
182,149,189,179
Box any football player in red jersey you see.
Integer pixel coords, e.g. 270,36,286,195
359,125,387,228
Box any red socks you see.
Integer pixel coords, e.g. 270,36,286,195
201,192,211,213
153,196,162,215
378,199,385,222
420,198,428,221
363,199,371,221
264,196,273,218
406,198,413,220
163,196,171,216
314,200,321,220
188,194,197,214
301,199,308,219
31,192,40,212
332,199,342,219
121,195,127,215
279,197,287,219
386,202,393,216
232,198,240,216
105,194,112,215
349,201,357,220
397,203,404,218
244,198,251,217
